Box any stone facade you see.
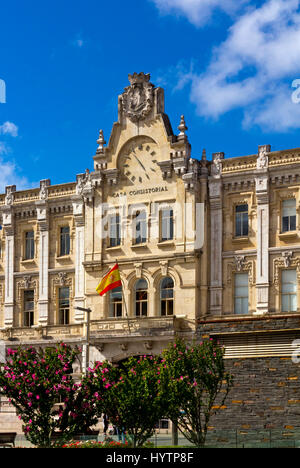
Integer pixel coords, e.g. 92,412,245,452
1,73,300,434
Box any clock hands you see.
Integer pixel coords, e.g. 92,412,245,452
132,150,147,172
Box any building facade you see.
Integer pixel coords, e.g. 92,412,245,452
1,72,300,433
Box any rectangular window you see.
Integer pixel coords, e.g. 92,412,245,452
109,214,121,247
24,290,34,327
161,208,174,242
282,199,296,232
25,231,34,260
134,210,147,244
235,204,248,237
234,273,249,315
281,269,297,312
60,226,70,256
59,287,70,325
109,287,123,318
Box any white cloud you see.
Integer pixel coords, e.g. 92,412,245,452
0,142,9,155
152,0,248,27
0,156,32,192
0,121,18,137
71,34,85,48
172,0,300,131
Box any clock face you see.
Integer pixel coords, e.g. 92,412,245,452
119,140,158,184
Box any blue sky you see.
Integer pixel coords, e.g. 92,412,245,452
1,0,300,191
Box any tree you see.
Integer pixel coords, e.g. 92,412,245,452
0,343,99,448
83,355,169,448
160,337,233,447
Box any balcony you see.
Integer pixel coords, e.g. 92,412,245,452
0,316,192,345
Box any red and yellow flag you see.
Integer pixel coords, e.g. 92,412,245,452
96,263,122,296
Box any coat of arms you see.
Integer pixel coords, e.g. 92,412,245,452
122,72,154,122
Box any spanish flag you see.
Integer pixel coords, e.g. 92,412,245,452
96,263,122,296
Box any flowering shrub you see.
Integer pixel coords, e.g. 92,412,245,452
83,356,169,448
0,344,99,448
62,439,130,449
160,337,233,447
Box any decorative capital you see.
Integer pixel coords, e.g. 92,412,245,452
282,251,293,268
234,255,246,272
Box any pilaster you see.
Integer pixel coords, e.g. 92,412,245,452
2,192,15,327
36,194,49,325
255,145,270,315
72,195,86,322
208,153,224,315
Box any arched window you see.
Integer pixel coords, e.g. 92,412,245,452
135,279,148,317
109,286,123,318
160,277,174,316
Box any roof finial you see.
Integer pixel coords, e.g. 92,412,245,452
96,129,106,154
178,115,188,140
202,149,207,161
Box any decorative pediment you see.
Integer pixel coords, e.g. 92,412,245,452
93,73,191,181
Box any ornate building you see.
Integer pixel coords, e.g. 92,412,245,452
1,72,300,434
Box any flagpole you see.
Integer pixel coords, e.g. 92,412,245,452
121,284,131,335
117,260,131,334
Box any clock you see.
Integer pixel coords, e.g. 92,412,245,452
119,139,158,184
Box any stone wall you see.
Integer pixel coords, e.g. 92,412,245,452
210,356,300,431
199,317,300,430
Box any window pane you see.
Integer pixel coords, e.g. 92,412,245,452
109,286,122,318
241,298,248,315
161,209,174,241
136,279,148,290
235,273,248,286
24,290,34,326
161,301,167,316
290,216,296,231
236,204,248,213
242,213,249,236
25,231,34,259
282,199,296,232
161,277,174,289
290,294,297,312
141,301,147,316
234,298,242,315
282,217,290,232
281,295,289,312
282,269,297,285
283,199,296,217
135,211,147,244
110,215,121,247
235,205,248,237
60,227,70,255
135,279,148,317
234,274,248,315
281,270,297,312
